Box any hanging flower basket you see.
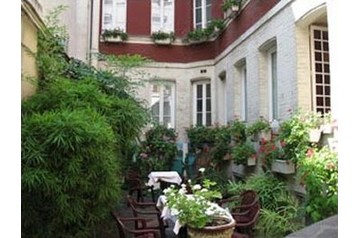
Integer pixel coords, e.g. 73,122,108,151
271,159,295,174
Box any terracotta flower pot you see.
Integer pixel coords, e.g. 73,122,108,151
187,217,235,238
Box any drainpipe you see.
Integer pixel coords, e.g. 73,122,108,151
89,0,94,66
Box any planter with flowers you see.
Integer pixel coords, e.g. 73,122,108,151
247,118,272,142
151,31,175,45
101,28,128,43
163,169,235,238
297,146,338,222
232,141,257,166
258,138,295,174
137,125,177,174
221,0,243,18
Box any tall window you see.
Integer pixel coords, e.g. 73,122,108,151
194,0,212,29
102,0,126,31
268,47,278,120
151,0,174,33
193,81,211,126
151,82,175,128
311,26,331,114
240,65,248,121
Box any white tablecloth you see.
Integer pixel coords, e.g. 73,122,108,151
147,171,182,187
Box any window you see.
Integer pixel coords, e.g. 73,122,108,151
194,0,212,29
268,47,278,120
151,82,175,128
102,0,126,31
151,0,174,33
193,81,211,126
240,65,248,121
310,26,331,114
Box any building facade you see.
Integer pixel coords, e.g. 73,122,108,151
42,0,334,144
21,0,45,99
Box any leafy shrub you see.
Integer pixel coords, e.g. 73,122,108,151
22,108,121,237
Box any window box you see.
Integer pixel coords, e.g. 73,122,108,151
154,38,173,45
271,159,295,174
101,28,128,43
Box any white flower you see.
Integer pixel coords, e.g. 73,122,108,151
199,168,205,173
171,208,179,215
178,188,187,195
192,184,202,190
201,188,208,192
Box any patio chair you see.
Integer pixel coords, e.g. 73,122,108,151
111,210,160,238
125,168,155,203
231,201,260,238
127,194,168,238
218,190,259,213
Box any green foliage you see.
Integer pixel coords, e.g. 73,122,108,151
232,141,256,165
22,108,121,237
101,28,128,40
22,5,152,237
246,118,271,136
297,146,338,222
136,124,178,173
151,31,174,40
230,119,247,144
163,174,223,229
221,0,242,11
226,173,304,237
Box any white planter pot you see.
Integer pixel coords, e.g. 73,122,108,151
309,128,322,143
231,5,239,12
104,36,123,42
247,157,256,166
271,159,295,174
154,38,172,45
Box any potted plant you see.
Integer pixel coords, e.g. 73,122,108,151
258,138,295,174
221,0,242,15
101,28,128,42
163,169,236,237
183,28,211,44
247,118,272,141
206,19,226,37
151,31,174,45
232,141,257,166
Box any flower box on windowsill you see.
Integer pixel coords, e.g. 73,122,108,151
104,36,123,43
188,38,208,45
154,38,173,45
271,159,295,174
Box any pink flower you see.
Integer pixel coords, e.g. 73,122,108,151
140,153,148,158
306,149,314,157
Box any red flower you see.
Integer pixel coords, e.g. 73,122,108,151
281,141,286,147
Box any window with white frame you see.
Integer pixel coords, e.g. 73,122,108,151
194,0,212,29
151,0,174,33
102,0,126,31
267,47,278,120
193,81,211,126
150,82,175,128
240,64,248,121
310,25,331,114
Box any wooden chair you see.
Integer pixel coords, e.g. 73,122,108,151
218,190,258,213
127,194,168,238
111,210,160,238
218,190,260,238
232,201,260,238
125,168,155,203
